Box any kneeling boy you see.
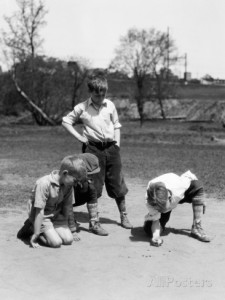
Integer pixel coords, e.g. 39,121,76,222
18,155,87,248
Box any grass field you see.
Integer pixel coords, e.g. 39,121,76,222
1,120,225,300
1,120,225,209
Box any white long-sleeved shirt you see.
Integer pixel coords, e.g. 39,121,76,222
145,170,198,221
62,98,121,143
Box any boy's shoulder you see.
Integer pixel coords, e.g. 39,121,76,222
35,171,60,187
104,98,116,107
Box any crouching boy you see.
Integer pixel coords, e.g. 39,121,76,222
18,155,87,248
68,153,108,238
144,170,211,246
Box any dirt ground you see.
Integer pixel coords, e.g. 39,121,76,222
1,122,225,300
0,177,224,300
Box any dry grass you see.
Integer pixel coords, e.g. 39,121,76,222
0,120,225,209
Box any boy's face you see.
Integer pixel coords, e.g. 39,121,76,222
91,90,106,107
61,171,79,187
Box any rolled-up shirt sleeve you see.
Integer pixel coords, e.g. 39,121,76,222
112,104,122,129
33,180,49,210
62,105,83,125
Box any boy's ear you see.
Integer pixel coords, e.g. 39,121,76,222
62,170,69,175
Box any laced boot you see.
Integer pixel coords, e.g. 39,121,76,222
120,212,133,229
191,221,211,242
115,197,133,229
87,203,108,236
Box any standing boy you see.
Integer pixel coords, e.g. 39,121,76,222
144,170,211,246
62,74,132,229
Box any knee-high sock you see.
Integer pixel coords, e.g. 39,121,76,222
115,196,126,214
192,189,205,224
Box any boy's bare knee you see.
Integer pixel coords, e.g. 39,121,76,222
49,240,62,248
63,236,73,245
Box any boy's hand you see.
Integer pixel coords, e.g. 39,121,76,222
30,234,40,248
79,136,89,145
151,237,163,247
43,213,54,219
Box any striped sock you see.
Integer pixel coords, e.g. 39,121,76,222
192,189,205,224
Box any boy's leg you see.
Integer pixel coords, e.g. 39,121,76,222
55,226,74,245
115,196,133,229
105,145,132,229
82,144,105,198
43,228,63,248
191,189,210,242
181,181,210,242
40,219,63,248
87,203,108,236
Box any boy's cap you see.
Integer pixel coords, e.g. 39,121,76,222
78,153,100,175
60,156,87,182
147,182,168,211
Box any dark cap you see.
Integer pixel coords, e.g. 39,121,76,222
78,153,100,175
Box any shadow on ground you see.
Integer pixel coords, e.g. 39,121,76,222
129,226,191,243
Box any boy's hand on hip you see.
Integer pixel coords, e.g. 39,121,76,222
79,136,89,144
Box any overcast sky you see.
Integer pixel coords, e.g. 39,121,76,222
0,0,225,79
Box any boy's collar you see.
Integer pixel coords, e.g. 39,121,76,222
88,97,107,108
50,170,61,186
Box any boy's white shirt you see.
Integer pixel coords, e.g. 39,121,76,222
145,170,198,222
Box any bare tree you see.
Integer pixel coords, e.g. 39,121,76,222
67,59,90,108
3,0,47,63
110,28,178,125
1,0,55,125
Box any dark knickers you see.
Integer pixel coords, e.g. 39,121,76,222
83,142,128,199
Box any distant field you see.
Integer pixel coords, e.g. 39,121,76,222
108,76,225,101
176,84,225,101
1,120,225,209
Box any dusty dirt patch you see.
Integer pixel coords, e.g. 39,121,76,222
0,179,224,300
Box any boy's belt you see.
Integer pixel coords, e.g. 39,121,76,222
88,140,116,149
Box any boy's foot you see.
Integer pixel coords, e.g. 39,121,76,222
120,212,133,229
191,221,211,242
17,219,33,239
89,221,108,236
72,232,81,241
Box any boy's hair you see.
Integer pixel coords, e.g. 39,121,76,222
87,74,108,94
77,153,100,175
147,182,169,212
60,156,87,182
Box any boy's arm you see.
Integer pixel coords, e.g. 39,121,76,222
30,208,44,248
59,187,74,220
62,121,88,144
114,128,121,147
151,220,163,247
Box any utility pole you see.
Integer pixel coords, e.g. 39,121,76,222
167,27,170,81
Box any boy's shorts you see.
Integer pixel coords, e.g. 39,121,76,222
179,180,204,204
40,217,68,234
